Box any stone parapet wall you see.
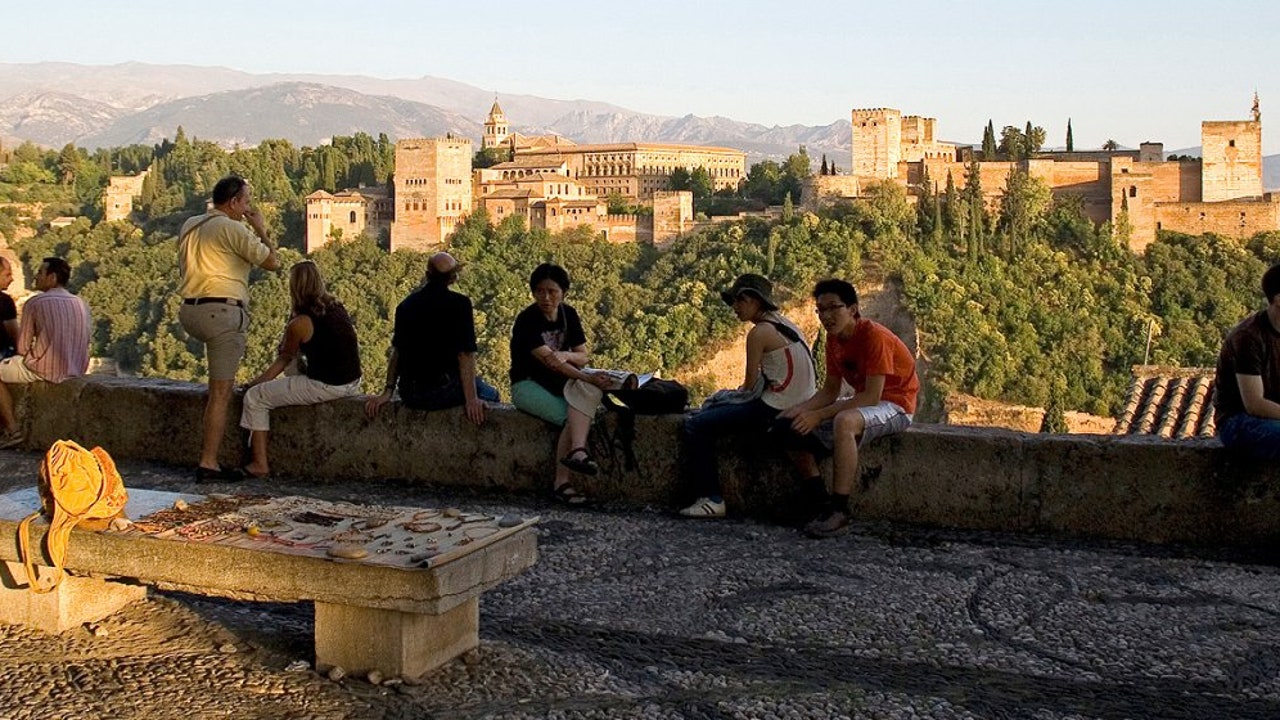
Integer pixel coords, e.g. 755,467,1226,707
10,378,1280,549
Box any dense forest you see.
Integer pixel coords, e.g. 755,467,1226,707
2,131,1275,425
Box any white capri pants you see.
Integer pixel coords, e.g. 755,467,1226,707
240,375,362,432
563,378,605,416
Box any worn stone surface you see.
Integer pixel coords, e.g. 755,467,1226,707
2,451,1280,719
0,490,538,616
11,377,1280,548
0,559,146,632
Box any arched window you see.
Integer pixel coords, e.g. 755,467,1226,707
349,211,357,223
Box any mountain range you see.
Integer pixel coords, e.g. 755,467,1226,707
0,62,1276,188
0,62,851,165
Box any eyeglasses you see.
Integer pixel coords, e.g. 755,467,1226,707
815,303,847,315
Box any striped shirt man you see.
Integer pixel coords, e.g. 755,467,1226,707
18,287,91,382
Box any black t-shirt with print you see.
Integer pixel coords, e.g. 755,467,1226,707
508,303,586,396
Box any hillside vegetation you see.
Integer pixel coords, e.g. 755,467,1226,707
4,135,1275,422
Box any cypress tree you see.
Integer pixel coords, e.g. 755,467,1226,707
982,121,996,158
820,154,828,176
1024,121,1034,158
1066,119,1074,152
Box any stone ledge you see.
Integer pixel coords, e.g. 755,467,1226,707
10,377,1280,548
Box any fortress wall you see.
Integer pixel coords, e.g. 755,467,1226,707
10,377,1280,549
1155,198,1280,240
1145,160,1202,203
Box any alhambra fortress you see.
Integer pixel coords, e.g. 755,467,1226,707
803,99,1277,253
95,99,1278,255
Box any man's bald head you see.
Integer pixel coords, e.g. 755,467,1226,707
426,252,460,285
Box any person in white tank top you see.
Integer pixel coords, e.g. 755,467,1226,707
678,274,816,519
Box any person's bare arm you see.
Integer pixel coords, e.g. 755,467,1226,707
244,316,310,388
1237,374,1280,419
533,344,611,388
458,351,486,426
365,347,400,419
243,206,282,271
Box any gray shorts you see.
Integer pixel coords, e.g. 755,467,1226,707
179,302,248,381
811,401,912,451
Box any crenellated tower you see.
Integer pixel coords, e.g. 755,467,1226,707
851,108,902,180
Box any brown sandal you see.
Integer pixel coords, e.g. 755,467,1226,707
552,482,591,506
559,447,599,476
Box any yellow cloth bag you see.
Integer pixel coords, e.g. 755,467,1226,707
17,440,128,593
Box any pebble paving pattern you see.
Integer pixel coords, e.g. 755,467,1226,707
3,450,1280,719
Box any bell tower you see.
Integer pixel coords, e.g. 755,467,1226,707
482,97,509,150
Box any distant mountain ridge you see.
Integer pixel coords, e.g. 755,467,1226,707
0,62,1275,187
0,62,849,164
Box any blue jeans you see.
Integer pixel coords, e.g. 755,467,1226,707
401,376,499,411
1218,413,1280,460
681,397,781,498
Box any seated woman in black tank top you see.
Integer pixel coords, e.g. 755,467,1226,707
238,261,362,478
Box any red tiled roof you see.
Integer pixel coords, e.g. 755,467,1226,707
1113,365,1215,439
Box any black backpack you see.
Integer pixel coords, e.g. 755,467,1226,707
607,378,689,414
598,379,689,471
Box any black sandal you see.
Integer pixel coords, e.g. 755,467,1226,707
552,482,591,506
559,447,599,476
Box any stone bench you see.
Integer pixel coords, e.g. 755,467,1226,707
0,487,538,678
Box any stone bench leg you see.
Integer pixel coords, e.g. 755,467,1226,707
0,560,147,633
313,597,479,679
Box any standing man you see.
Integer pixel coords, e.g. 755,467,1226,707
365,252,498,425
0,257,92,448
178,176,280,481
777,279,919,539
0,255,18,359
1214,262,1280,459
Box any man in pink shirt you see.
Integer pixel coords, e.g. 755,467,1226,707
0,257,92,447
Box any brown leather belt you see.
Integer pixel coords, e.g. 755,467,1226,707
182,297,243,307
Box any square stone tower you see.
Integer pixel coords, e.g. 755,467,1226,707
852,108,902,180
391,137,474,252
1201,119,1262,202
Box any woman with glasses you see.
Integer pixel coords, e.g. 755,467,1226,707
509,263,614,504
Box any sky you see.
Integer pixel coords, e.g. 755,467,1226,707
4,0,1279,153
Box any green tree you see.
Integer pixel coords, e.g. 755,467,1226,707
1066,118,1074,152
997,167,1052,256
689,166,715,201
982,120,997,158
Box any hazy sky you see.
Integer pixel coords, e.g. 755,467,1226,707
4,0,1278,152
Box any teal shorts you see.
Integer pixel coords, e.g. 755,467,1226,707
511,379,568,426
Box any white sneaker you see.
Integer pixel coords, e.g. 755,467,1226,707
679,497,726,518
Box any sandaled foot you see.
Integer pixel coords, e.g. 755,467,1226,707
559,447,599,476
241,465,271,480
552,482,591,506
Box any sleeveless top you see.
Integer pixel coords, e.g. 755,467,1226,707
300,303,362,386
758,314,817,410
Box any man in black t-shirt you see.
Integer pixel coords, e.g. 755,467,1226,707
0,256,17,359
365,252,498,425
1214,262,1280,459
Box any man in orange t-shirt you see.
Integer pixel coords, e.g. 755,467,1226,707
778,278,919,538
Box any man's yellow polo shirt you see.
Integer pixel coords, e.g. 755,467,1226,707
176,210,271,305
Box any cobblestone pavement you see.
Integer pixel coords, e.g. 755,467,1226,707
3,450,1280,719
